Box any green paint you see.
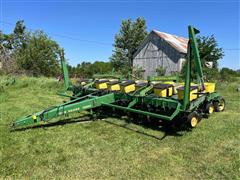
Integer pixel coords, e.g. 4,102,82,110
12,25,224,130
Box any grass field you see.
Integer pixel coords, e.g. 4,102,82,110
0,76,239,179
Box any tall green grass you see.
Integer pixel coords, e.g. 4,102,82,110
0,76,239,179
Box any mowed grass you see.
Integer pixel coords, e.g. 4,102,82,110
0,76,239,179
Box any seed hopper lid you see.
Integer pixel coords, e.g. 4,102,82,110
108,80,120,85
136,82,148,87
95,79,109,83
178,85,198,91
154,83,173,89
120,80,135,86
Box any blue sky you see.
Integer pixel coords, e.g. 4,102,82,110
1,0,239,69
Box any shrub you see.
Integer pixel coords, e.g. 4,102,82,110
156,66,166,76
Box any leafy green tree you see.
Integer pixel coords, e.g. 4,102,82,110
181,35,224,80
15,30,62,76
197,35,224,69
110,17,148,73
1,20,63,76
0,20,28,51
0,20,29,74
197,35,224,80
12,20,28,50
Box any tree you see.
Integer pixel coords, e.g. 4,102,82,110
110,17,148,73
0,20,28,74
0,20,63,76
15,30,62,77
0,20,28,52
181,35,224,80
197,35,224,69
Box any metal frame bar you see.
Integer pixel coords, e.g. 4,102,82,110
12,25,223,129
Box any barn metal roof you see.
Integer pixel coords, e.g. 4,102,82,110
153,30,189,54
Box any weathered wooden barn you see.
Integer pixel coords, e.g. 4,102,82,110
133,30,188,79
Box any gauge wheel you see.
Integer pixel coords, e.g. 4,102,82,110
187,111,201,128
214,97,225,112
205,102,215,114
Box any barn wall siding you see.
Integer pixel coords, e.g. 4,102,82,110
133,32,186,79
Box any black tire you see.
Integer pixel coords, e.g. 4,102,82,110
187,111,201,128
205,102,214,114
214,97,225,112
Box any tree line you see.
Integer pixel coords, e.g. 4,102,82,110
67,61,113,78
1,18,238,80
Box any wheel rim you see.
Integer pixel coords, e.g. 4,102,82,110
209,104,214,114
191,117,198,127
219,100,225,111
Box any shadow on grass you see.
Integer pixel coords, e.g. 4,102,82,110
103,118,190,141
103,120,180,140
12,114,191,141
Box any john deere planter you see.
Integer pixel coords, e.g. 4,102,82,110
12,25,225,130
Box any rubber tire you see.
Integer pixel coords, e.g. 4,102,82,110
205,102,214,114
214,97,225,112
187,111,201,128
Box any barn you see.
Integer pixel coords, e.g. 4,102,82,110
133,30,189,79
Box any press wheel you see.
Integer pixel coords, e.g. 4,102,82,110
214,97,225,112
187,111,201,128
205,102,214,114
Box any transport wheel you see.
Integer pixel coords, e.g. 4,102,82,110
214,97,225,112
187,111,201,128
205,102,214,114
